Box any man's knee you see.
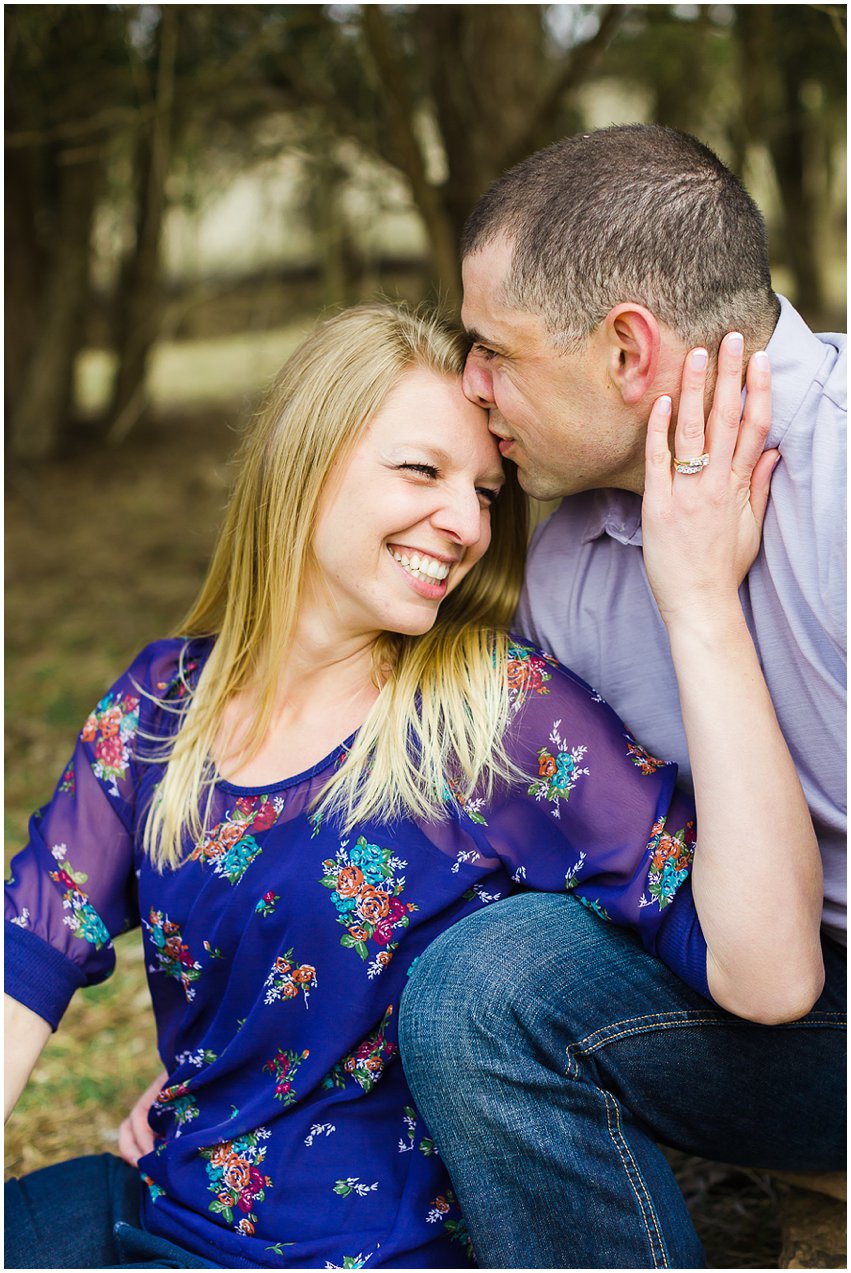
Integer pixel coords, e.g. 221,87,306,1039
399,892,623,1074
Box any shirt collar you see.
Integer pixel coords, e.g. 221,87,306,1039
764,295,835,447
581,489,644,546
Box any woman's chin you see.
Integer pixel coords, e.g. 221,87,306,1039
381,606,442,639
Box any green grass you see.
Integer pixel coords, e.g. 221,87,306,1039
6,403,240,1179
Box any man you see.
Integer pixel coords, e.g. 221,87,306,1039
398,125,846,1268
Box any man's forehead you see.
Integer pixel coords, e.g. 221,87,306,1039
462,274,512,340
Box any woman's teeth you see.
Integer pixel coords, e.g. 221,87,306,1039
392,550,450,582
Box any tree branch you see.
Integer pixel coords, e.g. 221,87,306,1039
502,4,629,169
359,6,461,302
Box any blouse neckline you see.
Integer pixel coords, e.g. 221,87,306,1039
214,728,359,796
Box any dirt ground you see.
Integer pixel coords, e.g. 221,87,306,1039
4,406,806,1267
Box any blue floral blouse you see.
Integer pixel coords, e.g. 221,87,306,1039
5,637,708,1269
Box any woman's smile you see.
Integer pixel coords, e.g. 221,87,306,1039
387,544,453,598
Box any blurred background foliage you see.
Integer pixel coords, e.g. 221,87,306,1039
5,2,846,462
4,7,847,1262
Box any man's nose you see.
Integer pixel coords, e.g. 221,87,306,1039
463,354,496,409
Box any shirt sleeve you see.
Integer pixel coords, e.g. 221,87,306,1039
5,639,184,1028
488,641,710,999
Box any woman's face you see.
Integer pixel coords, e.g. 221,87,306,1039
308,368,504,643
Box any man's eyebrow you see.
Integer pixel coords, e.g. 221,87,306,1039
464,327,506,352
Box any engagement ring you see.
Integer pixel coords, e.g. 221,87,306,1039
673,452,710,475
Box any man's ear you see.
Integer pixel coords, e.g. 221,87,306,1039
602,304,661,406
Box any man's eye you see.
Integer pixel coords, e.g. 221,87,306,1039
473,344,498,361
398,462,439,479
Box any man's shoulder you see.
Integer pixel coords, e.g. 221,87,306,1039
768,300,846,448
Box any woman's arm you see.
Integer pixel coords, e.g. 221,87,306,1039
5,994,52,1121
642,334,824,1024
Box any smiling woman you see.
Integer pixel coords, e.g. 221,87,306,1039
309,369,502,634
4,303,824,1270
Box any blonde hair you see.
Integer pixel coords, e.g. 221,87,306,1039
144,303,529,869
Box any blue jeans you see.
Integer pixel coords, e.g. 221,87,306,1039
4,1153,217,1269
398,893,846,1269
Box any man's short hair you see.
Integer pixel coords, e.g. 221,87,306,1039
461,124,780,351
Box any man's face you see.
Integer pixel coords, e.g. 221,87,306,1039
461,237,644,500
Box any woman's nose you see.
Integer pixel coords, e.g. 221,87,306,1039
433,489,486,547
463,353,496,409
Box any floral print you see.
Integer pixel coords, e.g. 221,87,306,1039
625,735,669,775
154,1080,199,1136
324,1252,377,1269
255,890,279,918
528,720,590,817
200,1126,272,1234
578,895,612,922
399,1105,437,1156
443,776,488,826
144,907,202,1000
175,1046,217,1069
564,850,587,891
320,837,416,966
640,819,697,909
305,1122,336,1147
507,642,556,706
333,1177,378,1199
425,1190,475,1263
263,1046,310,1105
190,795,283,886
323,1007,396,1094
263,947,317,1006
81,690,140,795
156,657,200,703
142,1173,166,1202
7,635,710,1268
48,844,110,949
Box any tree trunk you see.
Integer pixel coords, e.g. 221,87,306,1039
6,149,99,461
107,8,178,442
734,6,826,320
767,60,824,318
360,6,461,307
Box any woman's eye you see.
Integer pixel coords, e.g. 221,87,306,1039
476,487,500,506
399,463,439,479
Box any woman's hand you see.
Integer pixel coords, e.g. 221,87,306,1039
117,1068,166,1166
642,332,779,627
639,336,824,1023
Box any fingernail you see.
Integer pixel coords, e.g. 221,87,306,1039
752,350,770,369
727,333,744,355
691,349,708,371
657,395,672,415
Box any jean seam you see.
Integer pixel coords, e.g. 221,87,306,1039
599,1082,669,1267
564,1009,846,1074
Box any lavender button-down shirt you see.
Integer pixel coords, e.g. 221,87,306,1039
516,297,846,941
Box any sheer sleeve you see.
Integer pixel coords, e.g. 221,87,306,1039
4,639,185,1027
489,641,710,999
